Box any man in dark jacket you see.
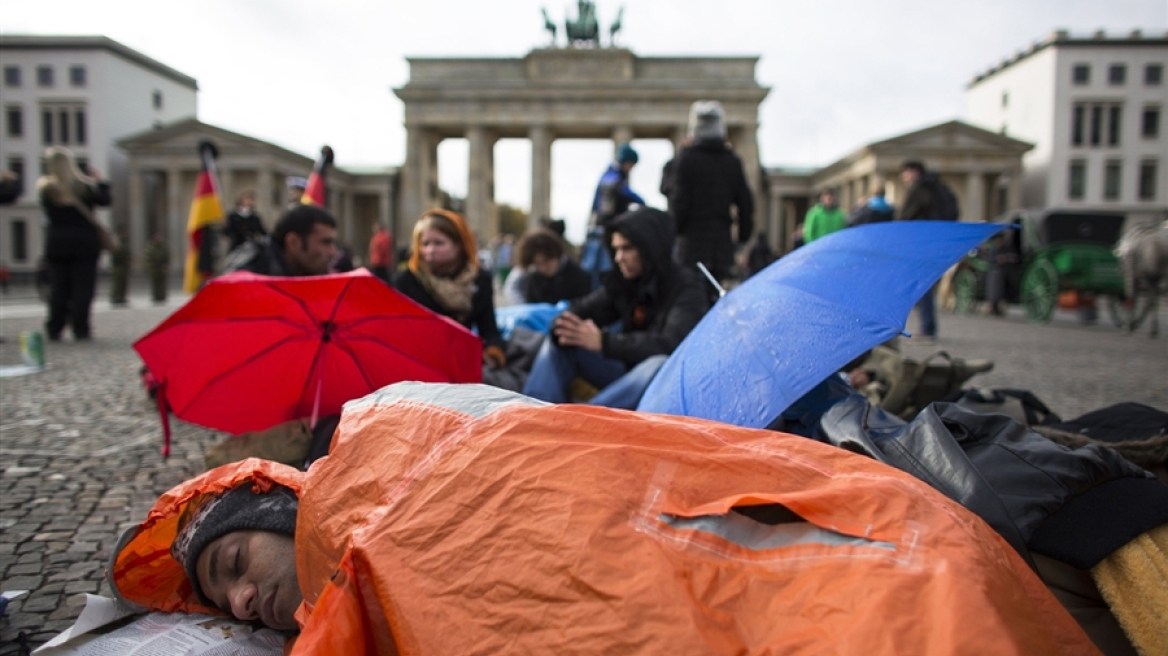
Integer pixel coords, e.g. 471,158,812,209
223,189,267,251
899,161,939,340
222,205,337,277
522,208,709,409
580,144,645,290
669,100,754,286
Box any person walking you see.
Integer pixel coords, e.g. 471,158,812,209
669,100,754,286
802,190,847,243
37,146,111,341
898,160,956,341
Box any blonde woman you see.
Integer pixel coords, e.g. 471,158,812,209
392,209,506,374
37,146,111,341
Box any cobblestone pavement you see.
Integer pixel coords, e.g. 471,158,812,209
1,288,1165,651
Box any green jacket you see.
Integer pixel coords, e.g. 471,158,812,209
803,204,847,243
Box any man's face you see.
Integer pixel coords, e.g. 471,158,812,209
530,252,560,278
611,232,643,280
285,223,337,276
195,530,302,631
901,168,920,186
289,187,304,203
821,192,836,209
620,162,635,174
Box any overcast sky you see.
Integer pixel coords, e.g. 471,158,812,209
3,0,1165,242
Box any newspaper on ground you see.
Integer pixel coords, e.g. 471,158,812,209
34,595,286,656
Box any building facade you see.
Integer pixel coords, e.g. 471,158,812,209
965,29,1167,223
117,120,397,270
0,35,199,273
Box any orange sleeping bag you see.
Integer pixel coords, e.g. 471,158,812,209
113,383,1099,655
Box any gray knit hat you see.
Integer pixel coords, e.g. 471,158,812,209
687,100,727,141
171,484,299,605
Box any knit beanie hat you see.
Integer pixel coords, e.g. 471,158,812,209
688,100,727,141
171,484,299,605
286,176,308,190
616,143,639,165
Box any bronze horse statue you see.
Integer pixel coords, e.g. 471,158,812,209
541,7,557,45
564,0,600,45
1115,220,1168,337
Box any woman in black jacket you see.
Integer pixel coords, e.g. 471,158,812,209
393,209,506,372
38,146,111,341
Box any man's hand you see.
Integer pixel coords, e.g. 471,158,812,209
553,312,603,353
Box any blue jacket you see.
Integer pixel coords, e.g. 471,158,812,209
591,163,644,227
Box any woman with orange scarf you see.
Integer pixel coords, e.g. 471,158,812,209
393,209,506,371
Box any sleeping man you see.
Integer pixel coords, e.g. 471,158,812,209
111,382,1100,655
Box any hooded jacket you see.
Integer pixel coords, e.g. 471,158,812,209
669,138,754,242
562,208,709,367
112,383,1098,656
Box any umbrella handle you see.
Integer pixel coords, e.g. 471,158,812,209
156,384,171,459
310,348,326,429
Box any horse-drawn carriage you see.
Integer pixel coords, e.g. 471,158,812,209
952,209,1150,326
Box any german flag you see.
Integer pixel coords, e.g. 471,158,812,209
183,141,224,294
301,145,334,207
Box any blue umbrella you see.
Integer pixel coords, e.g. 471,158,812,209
637,221,1005,428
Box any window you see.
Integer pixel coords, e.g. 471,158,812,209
1108,106,1122,146
11,220,28,262
1072,64,1090,85
7,157,24,201
1146,64,1163,85
75,157,88,174
36,65,53,87
1072,105,1085,145
1143,107,1160,139
152,90,163,110
38,102,86,145
42,109,53,144
1090,105,1103,145
5,106,22,138
58,110,70,144
1073,102,1124,147
3,66,19,87
1001,92,1009,108
1139,161,1158,200
1069,161,1086,200
1104,161,1122,200
69,65,86,87
75,109,87,145
1108,64,1126,85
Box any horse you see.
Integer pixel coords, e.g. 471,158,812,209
540,7,557,45
1115,220,1168,337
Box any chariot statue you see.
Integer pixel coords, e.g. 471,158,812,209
540,1,624,48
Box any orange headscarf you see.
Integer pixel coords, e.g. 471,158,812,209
407,208,478,276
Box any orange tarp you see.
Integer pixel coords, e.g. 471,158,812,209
113,383,1099,655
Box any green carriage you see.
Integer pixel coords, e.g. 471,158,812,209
952,209,1134,324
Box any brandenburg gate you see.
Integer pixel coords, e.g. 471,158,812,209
393,47,770,238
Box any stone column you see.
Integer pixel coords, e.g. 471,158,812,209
767,185,781,251
735,124,763,239
256,164,274,230
1006,173,1023,213
466,126,497,239
128,166,146,273
400,127,439,231
379,190,392,238
964,172,986,223
529,125,553,227
219,167,235,208
612,126,633,154
166,166,184,268
343,191,356,250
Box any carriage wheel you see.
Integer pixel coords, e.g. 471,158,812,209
1021,260,1058,323
953,269,978,315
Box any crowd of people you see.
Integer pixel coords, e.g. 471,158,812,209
17,105,1157,656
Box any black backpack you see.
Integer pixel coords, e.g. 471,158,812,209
930,181,960,221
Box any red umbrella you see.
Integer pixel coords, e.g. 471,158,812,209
134,269,482,456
